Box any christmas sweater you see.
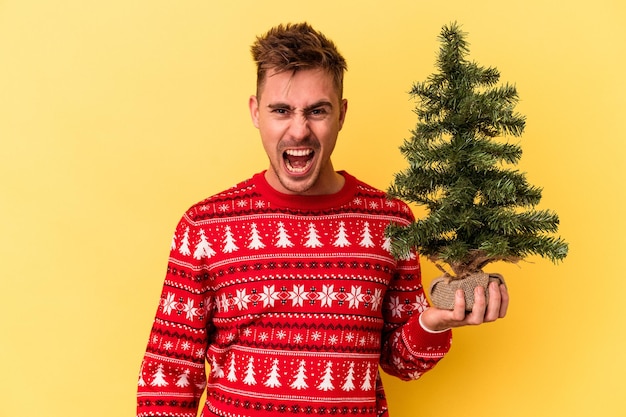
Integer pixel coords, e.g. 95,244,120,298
137,171,451,417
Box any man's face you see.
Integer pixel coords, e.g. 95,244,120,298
249,68,348,195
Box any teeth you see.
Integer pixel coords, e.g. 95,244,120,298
285,149,313,157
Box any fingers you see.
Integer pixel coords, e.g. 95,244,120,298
498,283,509,318
466,282,509,325
452,289,467,321
466,286,487,325
480,282,509,323
448,282,509,328
484,281,501,322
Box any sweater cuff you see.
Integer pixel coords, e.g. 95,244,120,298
401,312,452,357
419,309,451,334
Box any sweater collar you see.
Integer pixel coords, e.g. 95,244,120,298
252,170,358,210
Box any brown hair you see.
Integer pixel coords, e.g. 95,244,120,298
250,22,347,98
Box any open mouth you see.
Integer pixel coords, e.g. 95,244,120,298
284,148,314,174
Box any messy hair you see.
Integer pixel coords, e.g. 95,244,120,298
250,22,347,98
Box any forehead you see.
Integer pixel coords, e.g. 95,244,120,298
259,68,340,104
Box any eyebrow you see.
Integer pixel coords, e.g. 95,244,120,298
267,100,334,112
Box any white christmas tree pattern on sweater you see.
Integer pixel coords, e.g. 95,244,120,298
248,357,376,393
222,225,239,253
150,363,168,387
290,360,309,390
360,363,373,391
170,219,394,257
175,369,191,388
316,361,335,391
243,357,257,385
333,221,351,247
227,353,238,382
141,350,382,397
264,359,282,388
274,222,294,248
341,362,356,391
247,223,265,249
178,226,191,256
359,222,375,248
304,223,323,248
193,229,216,259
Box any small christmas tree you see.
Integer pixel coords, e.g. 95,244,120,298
387,22,568,309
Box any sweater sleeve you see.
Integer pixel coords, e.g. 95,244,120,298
137,214,213,417
379,252,452,381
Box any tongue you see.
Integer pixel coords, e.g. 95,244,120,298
286,154,310,168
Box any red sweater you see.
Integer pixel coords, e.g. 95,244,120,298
137,171,451,417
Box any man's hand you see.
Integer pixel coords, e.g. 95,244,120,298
420,281,509,332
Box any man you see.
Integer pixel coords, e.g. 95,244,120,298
137,22,508,417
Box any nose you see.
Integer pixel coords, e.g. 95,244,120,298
287,114,311,141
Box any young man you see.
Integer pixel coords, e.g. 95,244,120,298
137,22,508,417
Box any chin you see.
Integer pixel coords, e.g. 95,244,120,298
278,172,319,195
279,179,315,194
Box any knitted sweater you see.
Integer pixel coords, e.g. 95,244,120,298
137,171,451,417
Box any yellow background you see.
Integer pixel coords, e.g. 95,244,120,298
1,1,625,416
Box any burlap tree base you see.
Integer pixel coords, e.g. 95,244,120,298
429,272,505,311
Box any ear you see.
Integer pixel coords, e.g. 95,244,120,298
249,95,260,128
338,98,348,130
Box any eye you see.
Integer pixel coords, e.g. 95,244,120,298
308,107,329,118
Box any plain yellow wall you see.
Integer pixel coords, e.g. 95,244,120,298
1,1,625,416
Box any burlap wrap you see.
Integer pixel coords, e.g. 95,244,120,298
429,272,505,311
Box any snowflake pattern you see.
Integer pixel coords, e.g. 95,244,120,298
388,296,404,318
183,298,199,320
210,283,389,314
